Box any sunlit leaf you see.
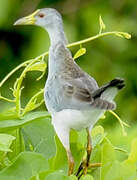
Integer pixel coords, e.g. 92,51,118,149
0,112,18,120
92,126,106,148
92,126,104,136
23,101,36,114
23,117,56,159
100,142,116,179
0,111,50,133
45,171,77,180
0,134,15,152
12,78,18,97
126,137,137,164
36,71,46,81
81,174,94,180
115,32,131,39
50,135,68,172
0,152,49,180
29,170,54,180
28,62,47,72
100,114,106,119
22,89,44,115
73,48,86,60
99,15,106,33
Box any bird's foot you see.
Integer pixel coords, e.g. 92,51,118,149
76,160,101,178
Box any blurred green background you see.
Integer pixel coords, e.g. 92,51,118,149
0,0,137,152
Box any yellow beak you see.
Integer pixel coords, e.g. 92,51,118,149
14,9,40,26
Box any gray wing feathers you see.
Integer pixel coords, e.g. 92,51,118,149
47,43,119,112
63,79,116,110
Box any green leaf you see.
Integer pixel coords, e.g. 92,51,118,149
100,136,137,180
99,15,106,33
50,135,68,172
0,112,18,121
126,137,137,164
92,126,105,148
45,172,77,180
92,126,104,136
73,48,86,60
101,142,116,179
70,129,87,168
101,142,116,165
23,117,56,159
100,114,106,119
0,111,50,133
29,170,54,180
0,152,49,180
22,90,44,116
81,174,94,180
50,129,86,173
101,158,137,180
0,134,15,152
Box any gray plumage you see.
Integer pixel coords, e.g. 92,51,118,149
45,42,124,113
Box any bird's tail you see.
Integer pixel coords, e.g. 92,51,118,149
90,78,125,110
92,78,125,99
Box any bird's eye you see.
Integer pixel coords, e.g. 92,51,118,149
38,13,45,18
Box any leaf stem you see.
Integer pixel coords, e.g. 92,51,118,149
22,89,44,116
32,31,130,60
109,110,130,136
0,59,33,88
0,96,15,102
67,31,126,47
15,59,39,117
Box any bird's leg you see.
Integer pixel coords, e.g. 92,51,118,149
86,128,92,166
76,128,92,176
76,128,101,177
83,128,92,175
66,149,75,176
52,120,75,175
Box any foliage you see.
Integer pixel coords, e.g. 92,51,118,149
0,11,136,180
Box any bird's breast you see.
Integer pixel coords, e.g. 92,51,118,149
44,75,63,114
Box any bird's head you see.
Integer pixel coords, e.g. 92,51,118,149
14,8,63,30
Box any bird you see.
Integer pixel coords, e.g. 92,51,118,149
14,8,125,176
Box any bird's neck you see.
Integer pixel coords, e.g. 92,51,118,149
46,24,69,77
46,25,68,48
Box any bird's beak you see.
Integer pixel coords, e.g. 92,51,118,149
14,9,40,26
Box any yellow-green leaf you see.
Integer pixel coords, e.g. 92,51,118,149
99,15,106,33
127,137,137,164
81,175,94,180
0,134,15,152
100,113,106,119
115,32,131,39
73,48,86,60
28,62,47,72
92,125,104,136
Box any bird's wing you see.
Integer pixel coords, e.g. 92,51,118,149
59,77,116,111
52,43,116,111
